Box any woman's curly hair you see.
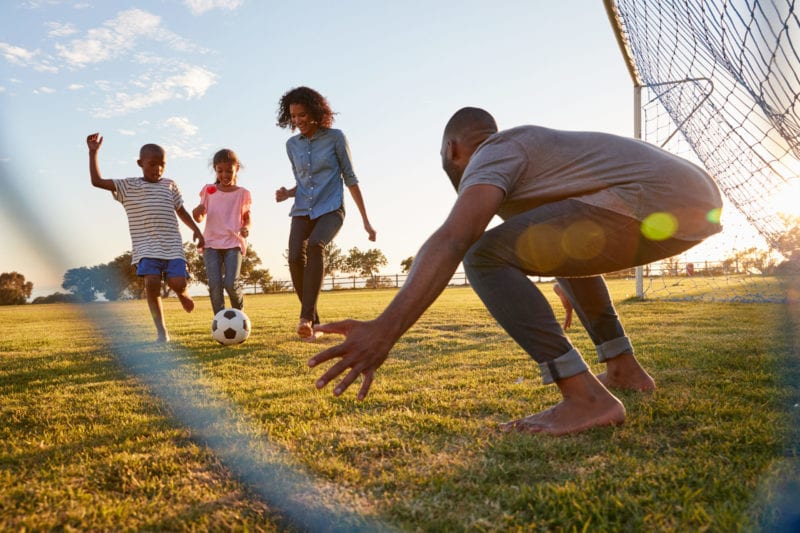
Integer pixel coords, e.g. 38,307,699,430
276,86,336,131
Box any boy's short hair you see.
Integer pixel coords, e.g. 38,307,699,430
139,143,166,159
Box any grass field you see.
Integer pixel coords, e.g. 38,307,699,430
1,279,799,531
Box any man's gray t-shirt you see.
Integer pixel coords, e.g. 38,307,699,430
458,126,723,242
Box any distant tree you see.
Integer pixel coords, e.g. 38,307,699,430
365,275,395,289
98,252,139,300
243,267,272,294
343,247,388,284
324,242,345,280
734,247,776,274
400,256,414,274
263,279,292,293
240,243,263,282
0,272,34,305
660,256,681,277
62,266,100,302
776,214,800,269
185,243,207,286
32,292,81,304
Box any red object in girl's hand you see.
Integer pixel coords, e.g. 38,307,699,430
207,185,217,194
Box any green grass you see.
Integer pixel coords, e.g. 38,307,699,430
1,280,798,531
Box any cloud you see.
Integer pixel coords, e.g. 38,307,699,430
163,142,207,160
165,116,199,136
67,83,83,90
118,129,136,136
45,21,78,38
162,117,208,160
92,64,216,118
34,86,56,94
0,42,36,64
0,42,58,73
184,0,243,15
55,9,162,67
54,8,202,69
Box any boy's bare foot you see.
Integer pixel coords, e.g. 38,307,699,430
499,395,626,436
178,293,194,313
297,319,313,339
598,353,656,392
156,333,170,343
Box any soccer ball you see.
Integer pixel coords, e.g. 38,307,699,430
211,308,251,345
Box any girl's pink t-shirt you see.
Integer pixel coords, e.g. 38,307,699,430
199,185,252,254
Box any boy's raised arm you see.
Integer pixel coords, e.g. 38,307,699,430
87,133,116,192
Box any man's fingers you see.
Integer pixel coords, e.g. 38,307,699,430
314,355,359,390
308,343,346,368
333,367,364,396
357,371,374,400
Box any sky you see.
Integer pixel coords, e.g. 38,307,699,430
0,0,765,298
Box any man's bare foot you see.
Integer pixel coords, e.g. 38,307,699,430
177,293,194,313
598,353,656,392
297,319,313,339
499,395,626,436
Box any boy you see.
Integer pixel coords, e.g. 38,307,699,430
87,132,204,342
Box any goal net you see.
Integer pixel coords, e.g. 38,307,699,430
604,0,800,301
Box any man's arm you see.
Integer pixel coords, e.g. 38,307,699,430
309,183,504,399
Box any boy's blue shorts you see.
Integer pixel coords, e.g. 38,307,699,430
136,258,189,279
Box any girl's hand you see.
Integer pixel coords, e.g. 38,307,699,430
240,226,250,238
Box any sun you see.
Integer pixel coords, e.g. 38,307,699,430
769,177,800,219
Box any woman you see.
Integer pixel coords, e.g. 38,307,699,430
275,86,377,341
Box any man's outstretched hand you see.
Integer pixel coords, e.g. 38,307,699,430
308,319,395,401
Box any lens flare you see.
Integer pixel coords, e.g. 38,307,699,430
561,220,606,260
515,224,564,272
641,212,678,241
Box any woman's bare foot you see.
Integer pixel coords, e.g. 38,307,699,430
297,319,313,339
499,371,626,436
597,353,656,392
301,329,324,342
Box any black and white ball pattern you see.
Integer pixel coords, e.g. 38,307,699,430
211,308,251,345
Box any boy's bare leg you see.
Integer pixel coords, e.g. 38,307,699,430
167,276,194,313
144,275,169,342
499,371,626,436
597,353,656,392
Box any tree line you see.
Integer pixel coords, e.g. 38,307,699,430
1,243,409,305
4,213,799,305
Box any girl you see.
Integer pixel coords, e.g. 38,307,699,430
275,86,376,341
193,149,252,316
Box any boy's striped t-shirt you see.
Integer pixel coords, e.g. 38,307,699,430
112,177,186,264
